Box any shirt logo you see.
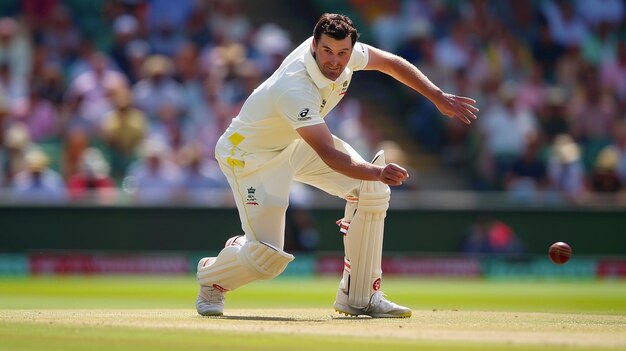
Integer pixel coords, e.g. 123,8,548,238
246,187,259,205
298,108,311,121
339,81,349,95
373,278,381,291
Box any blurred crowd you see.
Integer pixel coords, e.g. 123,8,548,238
353,0,626,203
0,0,298,204
0,0,625,206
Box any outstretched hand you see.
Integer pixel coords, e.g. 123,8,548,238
380,163,409,186
435,93,479,125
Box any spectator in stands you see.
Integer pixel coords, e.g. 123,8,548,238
40,5,81,67
20,0,58,34
369,0,405,53
541,0,589,48
125,138,181,203
64,51,129,135
547,133,587,202
149,19,186,58
208,0,252,45
576,0,624,27
2,122,36,184
250,24,291,80
478,81,539,189
229,60,263,113
434,21,472,71
10,148,66,202
326,97,374,160
581,21,619,66
589,145,623,193
516,65,549,114
600,41,626,104
110,14,141,80
611,120,626,184
184,6,212,49
124,39,151,83
177,144,229,204
537,87,569,141
0,62,27,106
568,66,618,170
101,88,147,179
132,55,186,121
531,21,565,84
183,75,230,158
62,128,89,179
505,132,549,201
461,215,525,256
36,63,65,105
1,0,626,205
10,85,59,143
0,98,9,185
396,19,431,65
66,39,99,81
0,17,32,79
174,41,201,93
146,0,196,36
554,46,583,96
149,103,186,155
67,147,116,202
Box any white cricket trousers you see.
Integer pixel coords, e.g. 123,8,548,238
215,133,364,249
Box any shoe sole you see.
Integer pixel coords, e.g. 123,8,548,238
335,307,412,318
334,302,363,317
367,310,412,318
197,311,224,317
334,304,412,318
334,307,360,317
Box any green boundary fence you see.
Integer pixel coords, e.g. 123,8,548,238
1,206,624,255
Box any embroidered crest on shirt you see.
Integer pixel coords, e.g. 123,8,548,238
246,187,259,205
339,81,349,95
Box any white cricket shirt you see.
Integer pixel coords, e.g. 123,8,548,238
222,36,369,153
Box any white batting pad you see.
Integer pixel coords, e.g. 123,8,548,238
197,241,294,291
342,150,390,308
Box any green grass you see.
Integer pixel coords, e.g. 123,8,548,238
1,276,625,350
1,276,624,313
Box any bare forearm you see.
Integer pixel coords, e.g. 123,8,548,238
319,146,382,181
366,46,443,102
380,54,443,102
296,124,409,185
365,45,479,125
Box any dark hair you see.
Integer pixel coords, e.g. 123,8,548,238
313,13,359,47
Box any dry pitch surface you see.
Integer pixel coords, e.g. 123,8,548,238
2,277,626,350
2,308,625,350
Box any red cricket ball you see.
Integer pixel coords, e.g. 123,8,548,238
549,242,572,265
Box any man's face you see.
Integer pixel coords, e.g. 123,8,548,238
312,34,353,81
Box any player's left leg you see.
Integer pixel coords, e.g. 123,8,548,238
293,138,411,318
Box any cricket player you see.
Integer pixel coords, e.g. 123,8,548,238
196,13,478,318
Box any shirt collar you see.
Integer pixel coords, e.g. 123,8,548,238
304,42,351,89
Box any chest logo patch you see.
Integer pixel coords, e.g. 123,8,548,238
246,187,259,206
339,81,349,95
298,108,311,121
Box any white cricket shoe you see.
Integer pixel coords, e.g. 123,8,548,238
196,285,225,316
334,289,412,318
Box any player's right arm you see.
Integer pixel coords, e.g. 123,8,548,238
296,123,409,185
